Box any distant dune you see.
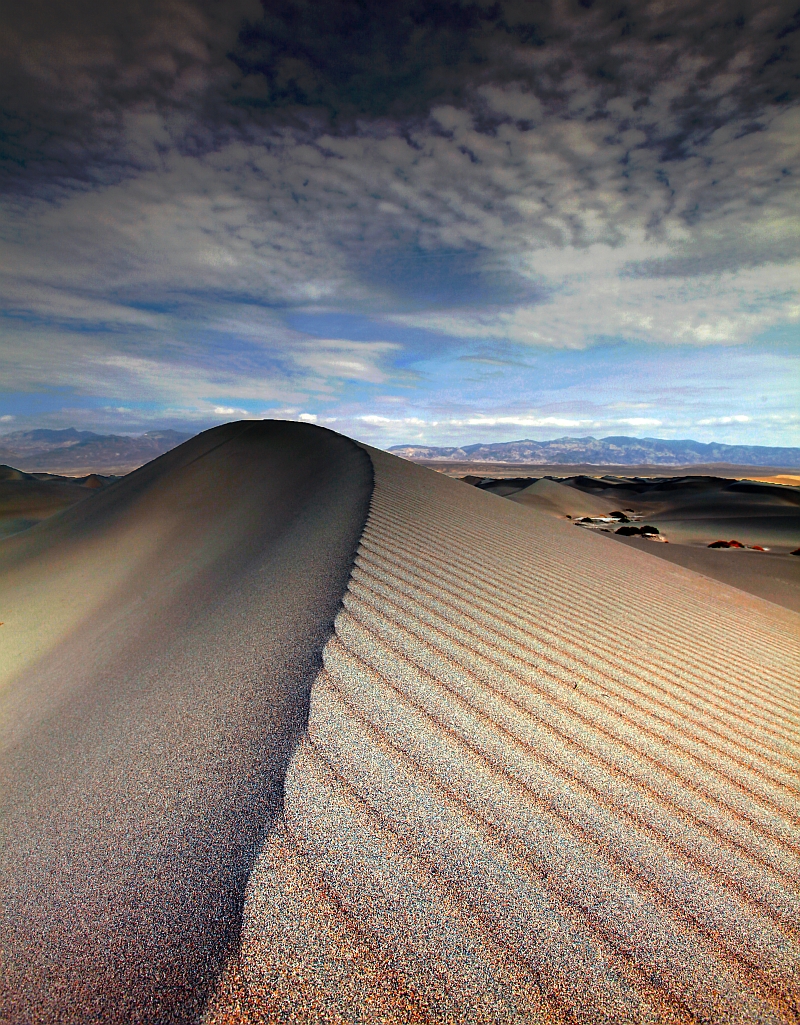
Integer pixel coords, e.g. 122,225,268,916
1,423,798,1024
472,472,800,612
422,459,800,485
0,464,119,538
509,476,622,517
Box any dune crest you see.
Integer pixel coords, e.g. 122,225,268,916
215,446,800,1024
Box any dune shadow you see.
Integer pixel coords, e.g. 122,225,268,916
0,421,374,1024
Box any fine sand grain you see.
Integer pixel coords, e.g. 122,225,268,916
0,422,373,1025
211,445,800,1025
607,536,800,613
478,472,800,610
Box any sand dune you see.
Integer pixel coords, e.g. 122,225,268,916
0,464,118,539
562,475,800,550
0,422,372,1024
508,477,622,518
416,460,800,481
210,445,800,1025
2,426,799,1024
609,538,800,613
462,472,800,611
471,473,800,553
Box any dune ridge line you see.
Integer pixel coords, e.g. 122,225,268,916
211,444,800,1025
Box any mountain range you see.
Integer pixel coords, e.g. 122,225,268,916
389,436,800,467
3,428,798,474
0,428,194,474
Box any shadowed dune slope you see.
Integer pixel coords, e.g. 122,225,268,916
0,422,373,1025
562,476,800,551
213,447,800,1025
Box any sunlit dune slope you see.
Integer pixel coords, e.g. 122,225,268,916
508,476,620,517
609,537,800,613
0,422,373,1025
216,446,800,1025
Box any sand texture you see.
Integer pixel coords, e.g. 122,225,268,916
214,446,800,1025
608,537,800,613
2,429,799,1024
469,473,800,611
0,422,373,1024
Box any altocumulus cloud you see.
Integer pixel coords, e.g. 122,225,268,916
0,0,798,444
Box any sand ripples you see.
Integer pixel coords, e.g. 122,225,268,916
221,447,800,1025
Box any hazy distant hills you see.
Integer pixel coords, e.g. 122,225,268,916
0,428,194,474
390,435,800,467
3,428,799,474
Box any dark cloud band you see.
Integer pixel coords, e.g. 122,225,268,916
2,0,798,192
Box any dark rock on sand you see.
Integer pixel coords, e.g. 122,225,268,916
614,524,659,537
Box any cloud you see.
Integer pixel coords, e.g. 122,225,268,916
0,0,262,192
354,413,663,430
0,0,798,444
291,340,400,384
697,414,752,425
3,0,799,199
317,405,797,449
394,249,800,347
3,93,797,341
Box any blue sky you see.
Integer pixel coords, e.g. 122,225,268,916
1,0,798,447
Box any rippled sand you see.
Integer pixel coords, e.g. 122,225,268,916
1,426,798,1024
211,444,800,1025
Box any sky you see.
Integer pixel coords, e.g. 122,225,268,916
1,0,798,448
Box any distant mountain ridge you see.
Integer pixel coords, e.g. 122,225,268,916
389,435,800,467
0,428,195,473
